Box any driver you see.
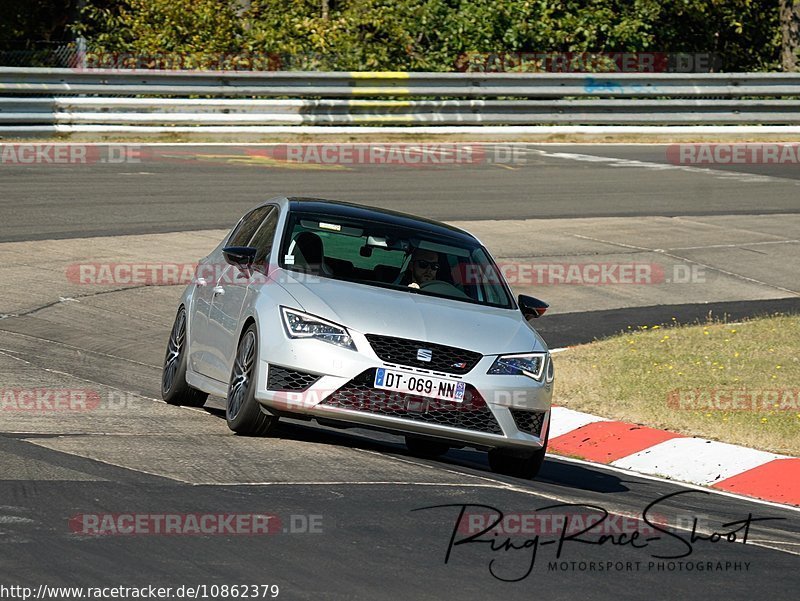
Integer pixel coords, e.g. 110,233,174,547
408,249,440,288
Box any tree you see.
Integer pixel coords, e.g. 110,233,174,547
71,0,785,72
641,0,780,71
72,0,246,68
781,0,800,70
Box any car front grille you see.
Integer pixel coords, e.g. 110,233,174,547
320,369,502,435
509,409,546,437
364,334,482,374
267,365,320,391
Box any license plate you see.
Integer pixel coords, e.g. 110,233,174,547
374,368,466,402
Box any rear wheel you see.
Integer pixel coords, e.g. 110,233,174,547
226,324,277,436
162,307,208,407
405,435,450,458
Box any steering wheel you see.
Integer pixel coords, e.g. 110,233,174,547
419,279,448,289
418,280,469,299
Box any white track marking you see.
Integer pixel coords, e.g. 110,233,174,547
529,148,797,184
572,233,800,296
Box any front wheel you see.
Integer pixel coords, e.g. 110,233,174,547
226,324,277,436
162,306,208,407
488,427,549,479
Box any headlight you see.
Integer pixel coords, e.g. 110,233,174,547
487,352,547,380
281,307,355,350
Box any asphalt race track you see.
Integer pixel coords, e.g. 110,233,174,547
0,144,798,600
2,143,800,242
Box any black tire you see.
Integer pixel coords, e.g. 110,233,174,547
488,427,549,479
162,306,208,407
405,435,450,458
226,324,277,436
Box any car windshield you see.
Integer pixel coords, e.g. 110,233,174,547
278,211,513,309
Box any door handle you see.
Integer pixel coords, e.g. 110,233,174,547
213,286,225,296
196,277,208,287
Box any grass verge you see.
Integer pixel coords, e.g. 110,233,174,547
552,313,800,456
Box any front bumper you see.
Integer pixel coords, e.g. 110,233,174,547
254,328,552,451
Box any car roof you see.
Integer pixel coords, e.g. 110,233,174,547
271,197,480,245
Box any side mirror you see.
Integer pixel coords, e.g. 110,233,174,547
518,294,549,320
223,246,257,273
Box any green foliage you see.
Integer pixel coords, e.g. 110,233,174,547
69,0,782,71
242,0,660,70
73,0,245,68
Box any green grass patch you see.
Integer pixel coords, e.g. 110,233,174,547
552,313,800,456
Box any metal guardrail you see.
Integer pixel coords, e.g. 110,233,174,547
2,67,800,97
4,98,800,126
1,67,800,131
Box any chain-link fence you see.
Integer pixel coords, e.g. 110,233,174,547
0,40,84,68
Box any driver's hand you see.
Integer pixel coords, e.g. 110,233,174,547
408,282,420,289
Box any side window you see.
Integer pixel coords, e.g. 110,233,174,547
228,205,273,247
251,208,279,265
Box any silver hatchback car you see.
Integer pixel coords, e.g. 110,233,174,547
162,198,553,478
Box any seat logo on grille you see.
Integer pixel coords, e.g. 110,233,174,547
416,348,433,362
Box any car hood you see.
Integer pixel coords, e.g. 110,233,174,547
275,272,547,355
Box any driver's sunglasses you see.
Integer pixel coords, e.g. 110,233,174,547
415,260,439,270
